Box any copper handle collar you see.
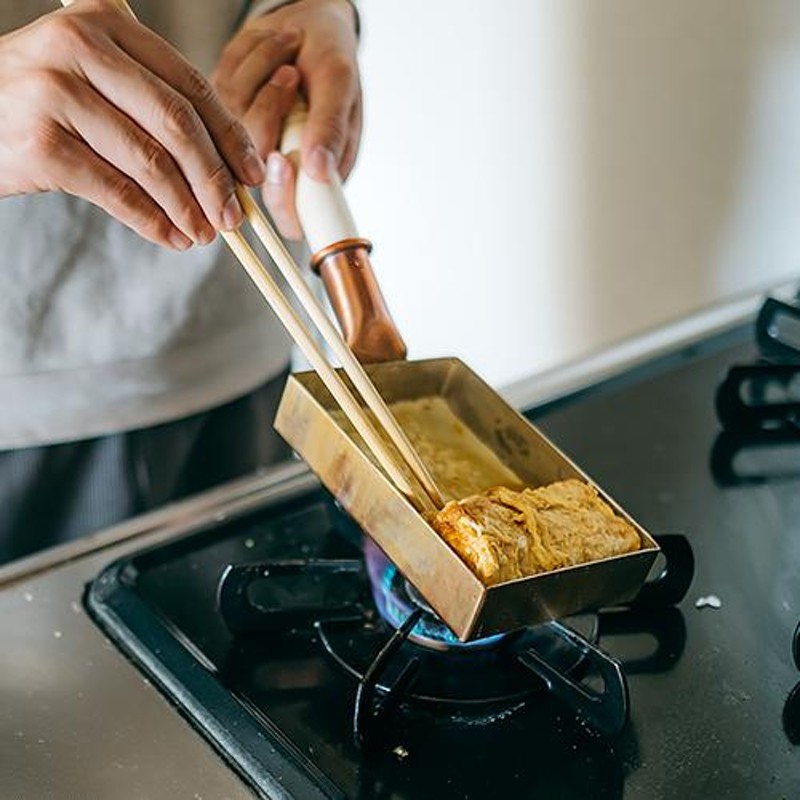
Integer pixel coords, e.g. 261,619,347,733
310,238,407,364
310,237,373,274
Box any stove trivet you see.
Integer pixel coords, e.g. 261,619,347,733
715,296,800,435
217,533,693,751
315,609,617,746
217,558,370,636
783,623,800,745
756,296,800,362
715,364,800,433
783,683,800,746
710,428,800,486
217,555,627,746
713,295,800,483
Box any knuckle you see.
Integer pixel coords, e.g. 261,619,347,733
108,179,169,241
220,115,249,147
129,207,172,244
321,53,357,87
140,141,174,180
37,15,72,50
204,161,235,208
183,65,216,107
317,117,348,151
92,0,122,16
255,28,289,51
28,119,63,161
72,0,121,26
108,175,144,211
74,0,109,12
145,212,174,242
43,14,95,56
162,96,200,140
206,160,234,195
24,68,68,109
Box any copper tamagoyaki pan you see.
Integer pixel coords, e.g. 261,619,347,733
275,352,659,642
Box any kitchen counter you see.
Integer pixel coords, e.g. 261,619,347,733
0,461,316,800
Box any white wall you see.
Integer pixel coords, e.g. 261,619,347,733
347,1,800,387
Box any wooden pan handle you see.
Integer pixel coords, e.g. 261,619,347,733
280,101,407,364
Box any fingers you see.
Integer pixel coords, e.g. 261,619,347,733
79,42,248,232
117,24,265,188
97,19,268,234
262,152,302,240
56,128,191,250
261,89,360,241
213,28,300,118
63,76,215,244
338,93,363,180
205,0,363,240
301,52,360,182
238,64,302,239
242,65,301,159
0,2,269,248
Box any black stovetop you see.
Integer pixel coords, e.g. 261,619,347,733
86,321,800,800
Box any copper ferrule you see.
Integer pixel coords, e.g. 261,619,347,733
312,239,407,364
309,237,373,274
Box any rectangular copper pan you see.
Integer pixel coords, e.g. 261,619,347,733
275,358,659,641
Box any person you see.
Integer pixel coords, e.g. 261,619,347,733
0,0,362,564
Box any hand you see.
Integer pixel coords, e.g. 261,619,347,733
0,0,265,250
213,0,361,239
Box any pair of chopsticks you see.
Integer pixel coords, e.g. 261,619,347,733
225,190,444,512
59,0,445,514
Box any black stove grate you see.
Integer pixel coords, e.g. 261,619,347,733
86,491,691,799
216,532,692,752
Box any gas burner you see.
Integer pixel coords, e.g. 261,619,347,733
215,517,693,754
315,610,599,707
314,606,623,751
365,541,507,651
217,552,629,747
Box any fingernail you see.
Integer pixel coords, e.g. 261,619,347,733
275,28,300,46
307,145,336,181
196,224,216,246
270,65,298,89
169,229,192,251
242,149,265,185
222,194,243,230
266,152,287,186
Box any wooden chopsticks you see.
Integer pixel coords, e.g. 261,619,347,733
59,0,444,512
224,191,444,512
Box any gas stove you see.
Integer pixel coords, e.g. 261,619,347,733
89,488,691,799
84,311,800,799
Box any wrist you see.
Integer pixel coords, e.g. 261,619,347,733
247,0,360,36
